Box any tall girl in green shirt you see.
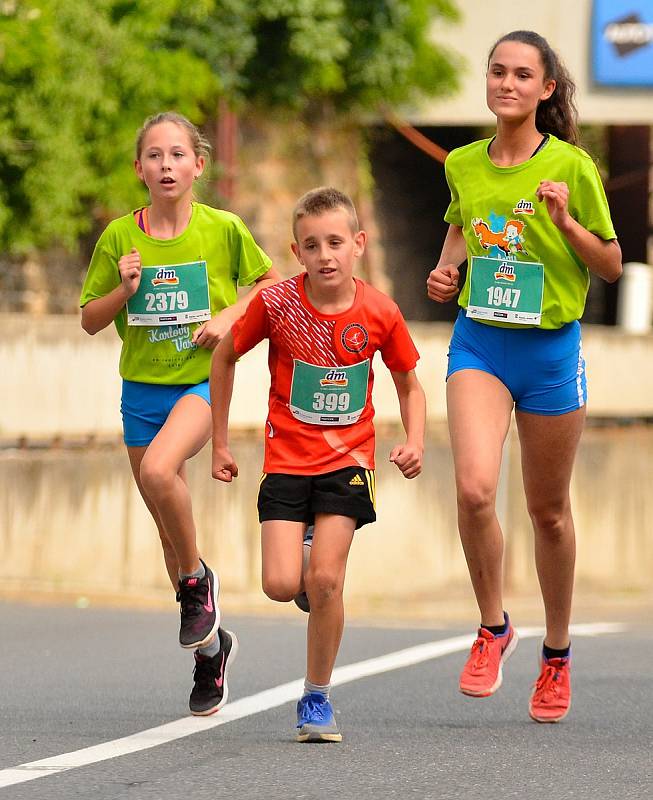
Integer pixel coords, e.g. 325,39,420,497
427,31,621,723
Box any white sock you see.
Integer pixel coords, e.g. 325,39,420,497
198,632,221,658
304,680,330,699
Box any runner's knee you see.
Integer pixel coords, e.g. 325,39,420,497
139,456,176,496
456,479,496,519
262,574,299,602
527,498,572,538
305,568,342,607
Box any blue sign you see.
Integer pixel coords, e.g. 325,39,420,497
592,1,653,86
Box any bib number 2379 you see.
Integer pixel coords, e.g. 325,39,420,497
126,261,211,326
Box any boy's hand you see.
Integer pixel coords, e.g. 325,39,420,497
118,247,142,297
389,443,423,479
193,306,240,349
212,445,239,482
427,264,459,303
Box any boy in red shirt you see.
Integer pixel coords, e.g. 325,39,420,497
210,187,425,742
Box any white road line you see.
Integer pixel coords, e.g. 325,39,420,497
0,622,625,789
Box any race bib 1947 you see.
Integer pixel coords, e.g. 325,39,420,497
126,261,211,326
467,256,544,325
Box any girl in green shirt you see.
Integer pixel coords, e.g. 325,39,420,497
81,112,279,716
427,31,622,723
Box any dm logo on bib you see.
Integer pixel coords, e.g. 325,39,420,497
494,262,516,282
320,369,348,387
151,268,180,287
341,323,369,354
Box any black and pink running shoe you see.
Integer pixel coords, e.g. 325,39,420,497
176,559,220,649
189,628,239,716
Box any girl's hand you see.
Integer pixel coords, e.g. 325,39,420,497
389,443,423,479
212,445,239,482
427,264,460,303
192,306,240,349
118,247,142,297
536,180,572,229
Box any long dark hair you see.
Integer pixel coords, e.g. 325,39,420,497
488,30,579,145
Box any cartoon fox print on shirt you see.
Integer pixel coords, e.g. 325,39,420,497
472,217,527,257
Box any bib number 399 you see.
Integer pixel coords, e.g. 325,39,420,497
312,392,350,412
289,358,369,425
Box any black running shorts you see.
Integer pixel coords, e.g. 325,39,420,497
257,467,376,530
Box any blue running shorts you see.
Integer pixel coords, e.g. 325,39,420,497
447,311,587,416
121,379,211,446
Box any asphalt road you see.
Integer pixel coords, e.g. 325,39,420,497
1,602,651,799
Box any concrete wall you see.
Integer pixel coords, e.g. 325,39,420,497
2,425,652,611
2,314,652,610
3,314,653,441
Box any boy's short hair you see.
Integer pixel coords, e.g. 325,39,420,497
292,187,359,240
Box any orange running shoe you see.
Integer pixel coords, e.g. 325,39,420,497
529,656,571,723
459,620,518,697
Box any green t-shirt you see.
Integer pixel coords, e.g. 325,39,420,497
444,135,617,329
80,203,272,384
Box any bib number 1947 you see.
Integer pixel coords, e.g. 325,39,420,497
467,256,543,325
486,286,521,309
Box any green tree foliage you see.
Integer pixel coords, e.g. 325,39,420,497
0,0,459,253
169,0,460,113
0,0,217,251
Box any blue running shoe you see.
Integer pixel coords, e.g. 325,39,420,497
296,692,342,743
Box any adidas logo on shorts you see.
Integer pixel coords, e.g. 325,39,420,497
349,474,365,486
